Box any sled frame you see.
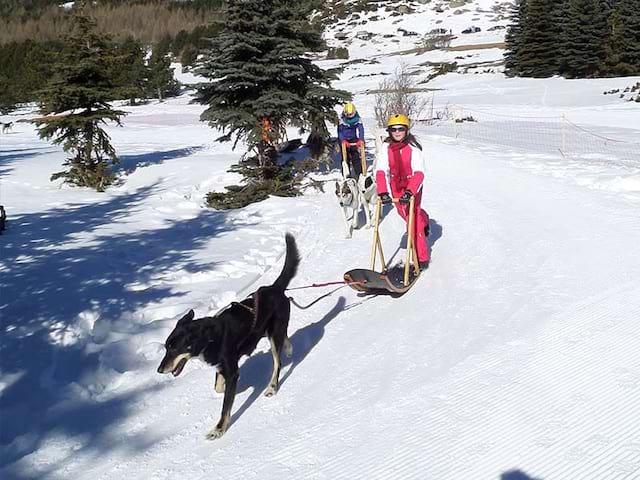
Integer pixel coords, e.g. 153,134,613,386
370,196,420,286
343,196,421,295
341,140,367,179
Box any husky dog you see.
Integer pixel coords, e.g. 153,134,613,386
335,177,361,238
357,173,377,228
335,173,377,238
1,122,13,134
158,234,300,439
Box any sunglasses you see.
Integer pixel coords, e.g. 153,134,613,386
389,126,407,133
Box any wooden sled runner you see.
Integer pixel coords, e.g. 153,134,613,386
340,140,367,179
344,196,421,295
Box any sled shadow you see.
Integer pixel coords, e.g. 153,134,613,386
230,297,346,428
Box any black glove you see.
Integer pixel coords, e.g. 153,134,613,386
399,190,413,205
379,192,392,205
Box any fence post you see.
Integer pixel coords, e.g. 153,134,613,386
560,113,567,157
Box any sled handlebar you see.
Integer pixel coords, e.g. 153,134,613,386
378,198,412,204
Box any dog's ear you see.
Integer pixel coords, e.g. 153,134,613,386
178,309,195,325
335,181,340,194
365,176,373,189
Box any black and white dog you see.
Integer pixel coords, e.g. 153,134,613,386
335,173,377,238
157,233,300,439
1,122,13,134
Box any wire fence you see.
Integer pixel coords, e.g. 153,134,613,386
419,106,640,172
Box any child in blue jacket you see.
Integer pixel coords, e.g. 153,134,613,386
337,102,365,178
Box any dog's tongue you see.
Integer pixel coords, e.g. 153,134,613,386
172,358,187,377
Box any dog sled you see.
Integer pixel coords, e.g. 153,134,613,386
344,195,421,295
340,139,366,179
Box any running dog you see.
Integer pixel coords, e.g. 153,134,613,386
157,233,300,439
335,173,377,238
357,172,377,227
335,177,360,238
1,122,13,134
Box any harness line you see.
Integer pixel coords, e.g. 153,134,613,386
286,279,367,310
287,279,366,291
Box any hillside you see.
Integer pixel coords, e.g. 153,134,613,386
0,0,223,44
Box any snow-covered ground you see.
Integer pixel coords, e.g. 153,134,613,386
2,1,640,479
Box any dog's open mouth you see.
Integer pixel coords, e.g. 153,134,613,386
172,357,188,377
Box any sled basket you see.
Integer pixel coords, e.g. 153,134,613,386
344,266,420,295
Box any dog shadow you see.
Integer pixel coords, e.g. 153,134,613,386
230,296,346,429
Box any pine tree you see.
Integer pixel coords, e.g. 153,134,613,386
614,0,640,74
504,0,528,76
112,36,148,105
517,0,563,77
180,43,198,70
147,37,179,101
32,4,126,191
553,0,572,76
193,0,349,164
0,74,15,114
562,0,607,78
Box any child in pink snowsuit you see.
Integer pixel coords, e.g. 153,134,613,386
375,114,430,269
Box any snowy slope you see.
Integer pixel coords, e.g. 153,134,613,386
2,1,640,479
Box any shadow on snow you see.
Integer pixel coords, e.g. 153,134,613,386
0,147,58,178
501,470,542,480
0,184,236,477
228,297,347,431
117,146,205,174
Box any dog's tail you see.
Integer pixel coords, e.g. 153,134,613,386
274,233,300,290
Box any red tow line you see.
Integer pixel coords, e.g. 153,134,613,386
286,279,366,291
286,279,367,309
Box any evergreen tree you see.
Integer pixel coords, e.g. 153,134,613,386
180,43,198,70
193,0,349,164
147,37,179,101
504,0,528,76
112,36,148,105
562,0,607,78
614,0,640,74
553,0,572,76
603,3,629,74
517,0,563,77
0,74,16,114
32,4,126,191
22,41,59,98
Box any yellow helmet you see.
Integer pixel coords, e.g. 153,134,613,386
343,102,356,115
386,113,410,128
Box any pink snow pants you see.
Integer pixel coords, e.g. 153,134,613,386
390,185,430,263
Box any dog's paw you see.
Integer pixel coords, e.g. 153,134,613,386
264,384,278,397
206,427,226,440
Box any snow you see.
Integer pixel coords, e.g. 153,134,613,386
1,1,640,479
